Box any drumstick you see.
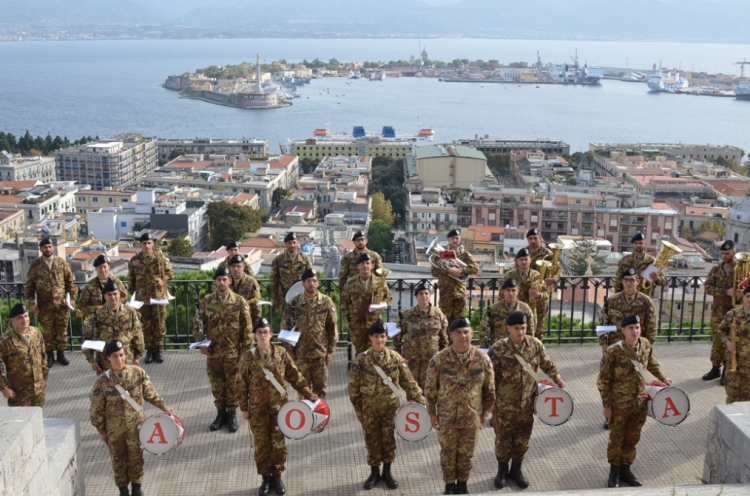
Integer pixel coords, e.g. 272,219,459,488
246,419,254,448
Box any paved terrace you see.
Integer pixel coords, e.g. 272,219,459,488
3,342,731,495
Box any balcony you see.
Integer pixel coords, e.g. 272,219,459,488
542,213,568,220
620,217,647,226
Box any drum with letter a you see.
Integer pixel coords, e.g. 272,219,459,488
138,413,185,455
646,385,690,426
276,398,330,440
534,383,574,426
394,402,431,442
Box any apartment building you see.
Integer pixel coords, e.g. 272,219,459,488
454,136,570,156
75,189,137,214
0,154,56,182
157,138,269,162
407,188,458,238
405,144,495,191
590,142,744,166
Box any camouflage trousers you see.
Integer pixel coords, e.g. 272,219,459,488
296,356,329,399
404,356,432,391
725,367,750,404
206,354,239,410
709,314,728,367
350,326,369,357
8,391,45,408
493,406,534,462
38,305,70,352
534,298,548,340
107,431,144,487
361,406,398,466
249,412,287,475
438,292,467,325
139,304,167,348
438,425,479,484
607,402,648,465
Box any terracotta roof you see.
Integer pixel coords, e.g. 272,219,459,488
240,237,280,248
225,193,256,205
0,180,41,190
697,231,722,241
268,155,296,168
0,209,23,221
72,250,105,260
0,195,26,204
464,225,505,242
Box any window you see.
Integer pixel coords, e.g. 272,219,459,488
108,198,113,203
735,233,739,243
121,221,127,227
491,233,501,241
435,214,440,222
93,197,98,202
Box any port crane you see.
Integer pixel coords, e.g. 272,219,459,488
735,59,749,78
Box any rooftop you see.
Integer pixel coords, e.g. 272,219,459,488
414,144,486,161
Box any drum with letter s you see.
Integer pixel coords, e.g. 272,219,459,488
138,413,185,455
646,385,690,426
394,402,431,442
276,398,330,440
534,382,574,426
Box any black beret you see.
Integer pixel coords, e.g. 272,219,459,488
721,240,735,251
631,231,645,243
352,230,365,241
368,319,388,335
284,232,297,243
9,303,27,318
253,317,271,331
93,254,109,267
414,280,431,295
447,229,460,238
743,285,750,295
139,232,153,242
104,339,124,356
449,317,471,332
623,267,638,278
226,240,240,250
39,237,52,247
301,268,316,281
228,254,245,265
102,279,119,294
357,252,372,264
621,314,640,327
214,266,231,279
506,311,527,326
502,278,518,290
516,247,530,258
526,228,540,237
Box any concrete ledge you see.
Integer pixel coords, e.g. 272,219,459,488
471,485,749,495
703,402,750,484
0,407,50,496
44,418,83,496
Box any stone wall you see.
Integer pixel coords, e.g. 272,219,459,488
703,401,750,484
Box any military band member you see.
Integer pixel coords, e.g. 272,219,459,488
479,278,536,348
504,248,548,339
128,232,174,364
425,317,495,495
218,240,254,275
25,237,77,367
719,285,750,404
339,230,384,289
599,268,657,349
488,311,566,489
348,319,425,490
598,314,672,488
237,318,318,496
229,254,262,323
78,254,129,318
431,229,479,324
614,232,664,297
703,240,738,384
193,267,253,433
526,228,562,339
83,279,145,373
269,232,313,310
282,268,338,398
0,303,48,407
341,253,393,356
393,281,448,389
90,339,174,496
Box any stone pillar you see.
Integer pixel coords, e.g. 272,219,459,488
703,401,750,484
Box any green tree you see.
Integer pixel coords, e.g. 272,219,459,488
207,202,265,251
369,157,407,226
300,157,318,174
371,192,395,225
272,187,292,210
167,236,194,257
367,220,393,257
568,239,605,276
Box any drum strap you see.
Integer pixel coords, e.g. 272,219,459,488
114,384,143,412
257,354,287,396
372,363,405,402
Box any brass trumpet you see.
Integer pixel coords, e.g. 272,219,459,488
641,240,682,291
732,252,750,307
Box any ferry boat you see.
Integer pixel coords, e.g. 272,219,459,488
734,80,750,100
647,72,689,92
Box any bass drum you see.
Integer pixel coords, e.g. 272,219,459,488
138,413,185,455
647,385,690,426
276,398,331,440
394,402,431,442
534,383,574,427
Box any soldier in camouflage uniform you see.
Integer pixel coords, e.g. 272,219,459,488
431,229,479,324
526,228,563,340
504,248,549,340
341,252,393,356
703,240,738,384
339,230,384,289
237,318,318,496
217,240,254,276
90,339,174,496
193,266,253,433
269,232,313,309
349,319,425,490
83,279,145,374
719,285,750,404
394,280,448,389
598,314,672,488
229,254,262,323
425,317,495,495
614,232,664,297
128,232,174,364
488,311,566,489
25,237,77,367
599,268,657,349
78,254,129,318
282,268,337,398
0,303,48,407
479,278,536,348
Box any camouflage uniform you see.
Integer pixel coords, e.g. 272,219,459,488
282,292,338,398
431,246,479,323
348,347,425,465
599,292,657,347
83,304,145,372
0,326,48,407
218,255,253,276
269,250,312,308
529,245,562,341
231,272,262,323
394,303,449,389
193,290,253,411
719,307,750,403
127,249,174,348
25,255,77,351
78,276,129,318
614,253,665,297
339,248,383,289
705,261,735,367
341,274,393,356
597,338,666,466
425,346,495,484
488,336,561,462
90,365,169,488
479,300,536,348
237,344,312,476
504,268,549,339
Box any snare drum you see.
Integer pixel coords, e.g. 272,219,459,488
646,385,690,426
534,383,574,426
276,398,330,440
138,413,185,455
394,402,431,442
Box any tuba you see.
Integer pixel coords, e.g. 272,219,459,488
530,243,564,303
427,237,469,283
640,240,682,291
732,252,750,306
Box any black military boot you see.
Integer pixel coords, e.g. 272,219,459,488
153,345,164,364
118,487,129,496
607,464,620,488
509,460,529,489
131,483,144,496
620,465,642,486
258,475,273,496
271,474,285,495
494,461,509,488
210,408,226,431
47,351,55,368
702,365,721,380
603,420,609,430
443,482,456,494
227,409,239,433
144,346,154,364
455,480,469,494
56,350,70,366
382,463,398,489
720,366,726,386
363,465,380,490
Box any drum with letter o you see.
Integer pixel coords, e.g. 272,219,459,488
394,402,431,442
276,399,330,440
534,383,574,426
138,413,185,455
646,385,690,426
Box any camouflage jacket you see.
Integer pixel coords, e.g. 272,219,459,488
192,290,253,356
90,365,167,437
231,273,262,323
338,248,383,289
237,344,312,417
394,303,448,359
24,256,77,307
479,300,536,348
705,261,735,313
269,250,312,306
83,304,145,369
614,253,665,296
504,268,549,309
348,347,425,416
282,292,338,359
0,326,48,397
599,291,657,346
598,337,665,409
488,335,561,413
425,346,495,429
127,249,173,302
431,246,478,296
218,255,253,276
341,274,392,332
528,245,563,281
719,306,750,363
78,276,129,318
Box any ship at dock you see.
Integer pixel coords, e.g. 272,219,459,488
552,51,604,85
283,125,435,156
734,80,750,100
647,71,689,92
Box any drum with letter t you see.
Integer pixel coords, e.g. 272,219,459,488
276,398,330,440
394,402,431,442
534,382,574,426
646,384,690,426
138,413,186,455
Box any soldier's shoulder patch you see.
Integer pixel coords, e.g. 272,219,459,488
401,362,407,368
244,305,249,311
429,359,436,368
93,388,101,396
351,364,359,372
